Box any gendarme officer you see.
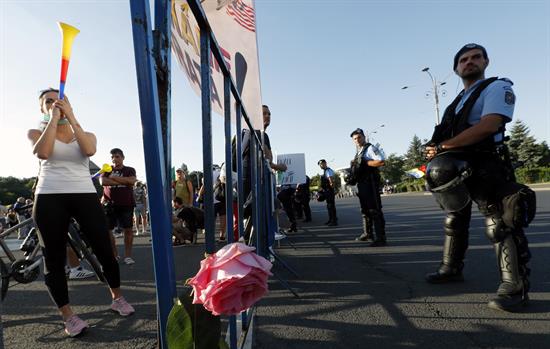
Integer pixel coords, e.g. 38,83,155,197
424,43,532,311
350,128,387,246
318,159,338,226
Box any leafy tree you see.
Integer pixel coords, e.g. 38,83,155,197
403,135,424,170
332,172,342,193
508,120,541,168
508,120,528,163
309,174,321,190
519,136,542,168
536,141,550,166
380,154,406,184
0,177,35,205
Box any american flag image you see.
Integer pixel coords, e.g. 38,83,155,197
226,0,256,33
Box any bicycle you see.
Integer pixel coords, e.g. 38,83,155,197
0,205,106,301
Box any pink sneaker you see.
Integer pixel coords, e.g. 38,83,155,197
111,296,135,317
64,315,89,337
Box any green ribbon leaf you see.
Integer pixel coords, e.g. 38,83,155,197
167,298,193,349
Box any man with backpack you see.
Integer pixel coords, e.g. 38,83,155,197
424,43,534,312
350,129,387,246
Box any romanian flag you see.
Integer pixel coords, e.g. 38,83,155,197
406,168,425,179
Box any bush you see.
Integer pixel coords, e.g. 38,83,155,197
395,183,408,193
515,167,550,184
394,178,426,193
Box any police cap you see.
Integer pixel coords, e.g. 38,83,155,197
453,43,488,70
350,128,365,137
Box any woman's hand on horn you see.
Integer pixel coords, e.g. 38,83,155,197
53,97,75,121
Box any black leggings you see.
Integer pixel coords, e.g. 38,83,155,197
33,193,121,308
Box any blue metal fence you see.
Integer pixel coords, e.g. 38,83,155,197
130,0,271,348
129,2,176,349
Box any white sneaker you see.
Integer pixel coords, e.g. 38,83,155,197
274,232,286,241
69,266,95,280
123,257,135,265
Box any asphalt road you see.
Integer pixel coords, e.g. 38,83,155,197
254,188,550,349
1,188,549,348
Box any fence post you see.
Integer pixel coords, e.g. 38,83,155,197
129,1,176,347
199,23,216,255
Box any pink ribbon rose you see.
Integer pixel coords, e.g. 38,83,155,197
188,242,273,315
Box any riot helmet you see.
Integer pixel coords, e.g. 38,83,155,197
425,152,472,212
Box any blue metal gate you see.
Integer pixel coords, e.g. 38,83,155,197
130,1,271,348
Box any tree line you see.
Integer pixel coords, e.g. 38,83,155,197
1,120,548,203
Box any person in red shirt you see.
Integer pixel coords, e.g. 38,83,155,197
100,148,137,265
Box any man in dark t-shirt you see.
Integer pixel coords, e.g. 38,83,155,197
100,148,137,265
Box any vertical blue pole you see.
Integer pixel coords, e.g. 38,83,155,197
236,106,245,238
223,76,234,244
223,77,238,349
256,149,265,257
129,1,175,348
250,136,260,253
200,29,216,255
235,105,247,329
153,0,174,236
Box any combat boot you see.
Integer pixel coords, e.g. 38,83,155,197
487,236,529,312
369,210,386,247
425,263,464,283
426,234,466,283
355,216,373,241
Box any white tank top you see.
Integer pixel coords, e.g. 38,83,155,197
35,139,97,194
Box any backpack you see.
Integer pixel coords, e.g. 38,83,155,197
500,182,536,228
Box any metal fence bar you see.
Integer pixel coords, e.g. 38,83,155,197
236,105,245,239
129,1,175,347
224,76,238,349
199,22,216,255
153,0,174,227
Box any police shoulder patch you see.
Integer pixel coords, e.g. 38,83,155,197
505,91,515,105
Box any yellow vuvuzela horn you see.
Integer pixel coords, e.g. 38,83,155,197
92,164,113,179
58,22,80,99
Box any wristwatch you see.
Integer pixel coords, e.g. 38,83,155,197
436,143,445,152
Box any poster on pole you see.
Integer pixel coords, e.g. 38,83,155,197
275,153,306,186
171,0,263,130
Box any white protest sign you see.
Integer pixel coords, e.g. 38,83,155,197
275,153,306,186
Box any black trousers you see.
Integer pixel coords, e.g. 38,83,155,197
33,193,121,308
325,189,337,222
294,198,311,220
357,180,382,212
357,179,386,237
277,188,296,226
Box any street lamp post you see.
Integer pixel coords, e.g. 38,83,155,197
422,67,446,125
402,68,447,125
366,124,385,142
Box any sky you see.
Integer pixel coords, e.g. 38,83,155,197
1,0,549,181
